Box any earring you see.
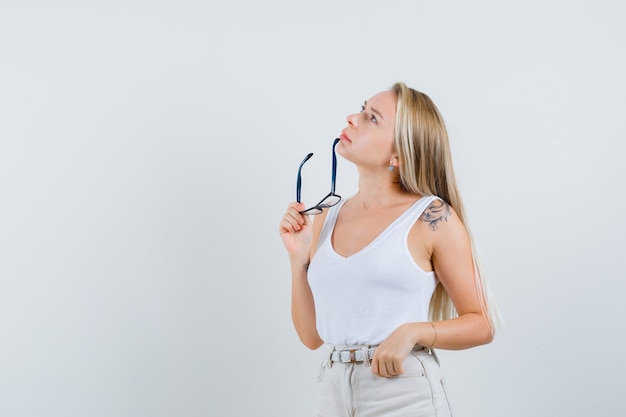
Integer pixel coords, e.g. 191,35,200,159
389,165,395,172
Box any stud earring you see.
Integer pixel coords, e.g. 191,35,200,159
389,165,395,172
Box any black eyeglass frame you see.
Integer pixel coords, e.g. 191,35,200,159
296,138,342,215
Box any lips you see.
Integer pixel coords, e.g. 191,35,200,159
340,131,351,142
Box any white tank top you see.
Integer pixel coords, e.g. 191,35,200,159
308,195,440,346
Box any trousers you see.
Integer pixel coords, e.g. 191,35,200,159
315,346,453,417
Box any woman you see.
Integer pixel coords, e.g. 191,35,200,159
279,82,497,416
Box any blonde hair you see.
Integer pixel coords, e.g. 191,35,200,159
391,82,500,332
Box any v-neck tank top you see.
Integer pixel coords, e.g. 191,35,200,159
307,195,440,346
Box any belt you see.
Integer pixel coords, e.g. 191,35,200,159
329,345,427,364
330,347,376,363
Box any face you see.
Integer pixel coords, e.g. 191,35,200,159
338,90,397,170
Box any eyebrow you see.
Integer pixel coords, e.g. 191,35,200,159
363,101,385,122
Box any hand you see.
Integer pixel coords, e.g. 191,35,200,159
279,202,313,264
371,324,418,378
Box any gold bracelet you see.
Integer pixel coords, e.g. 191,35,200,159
428,322,438,349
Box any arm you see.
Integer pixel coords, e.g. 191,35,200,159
372,201,493,377
408,201,493,349
279,202,326,350
289,259,323,349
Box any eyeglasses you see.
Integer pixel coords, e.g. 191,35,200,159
296,138,342,215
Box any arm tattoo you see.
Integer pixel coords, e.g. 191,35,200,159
419,199,451,231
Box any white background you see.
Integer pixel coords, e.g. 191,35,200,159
1,1,625,416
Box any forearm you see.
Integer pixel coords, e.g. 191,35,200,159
406,313,493,350
290,259,323,350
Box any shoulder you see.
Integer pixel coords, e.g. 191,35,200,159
416,197,470,248
418,199,473,259
408,197,461,263
419,197,453,232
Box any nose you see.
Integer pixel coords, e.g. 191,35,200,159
346,112,358,127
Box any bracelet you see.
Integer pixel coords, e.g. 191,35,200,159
428,322,438,348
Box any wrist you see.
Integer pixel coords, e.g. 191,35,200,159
427,322,438,348
401,323,422,346
289,257,310,272
405,322,435,347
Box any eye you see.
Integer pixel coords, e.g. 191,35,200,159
360,105,377,124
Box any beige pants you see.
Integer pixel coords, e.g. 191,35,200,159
315,346,453,417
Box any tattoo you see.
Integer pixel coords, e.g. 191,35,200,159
419,199,451,231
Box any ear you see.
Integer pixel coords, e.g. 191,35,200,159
389,154,400,167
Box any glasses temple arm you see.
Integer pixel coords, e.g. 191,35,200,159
297,152,314,203
330,138,340,194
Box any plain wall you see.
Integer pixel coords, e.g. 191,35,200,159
1,1,625,416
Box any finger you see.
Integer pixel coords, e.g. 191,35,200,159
372,351,389,377
286,206,306,227
280,207,304,231
287,201,306,215
283,208,305,230
393,360,403,376
370,358,381,377
379,363,389,378
280,213,304,233
279,218,298,233
375,361,389,378
286,210,305,228
301,209,312,226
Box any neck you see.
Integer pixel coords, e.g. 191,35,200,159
353,167,406,209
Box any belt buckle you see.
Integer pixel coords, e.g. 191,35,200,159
333,347,367,363
338,348,358,363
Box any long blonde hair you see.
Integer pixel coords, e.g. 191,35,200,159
392,82,500,332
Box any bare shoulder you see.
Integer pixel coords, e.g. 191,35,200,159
418,199,473,257
416,198,471,246
408,198,461,271
419,198,454,231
